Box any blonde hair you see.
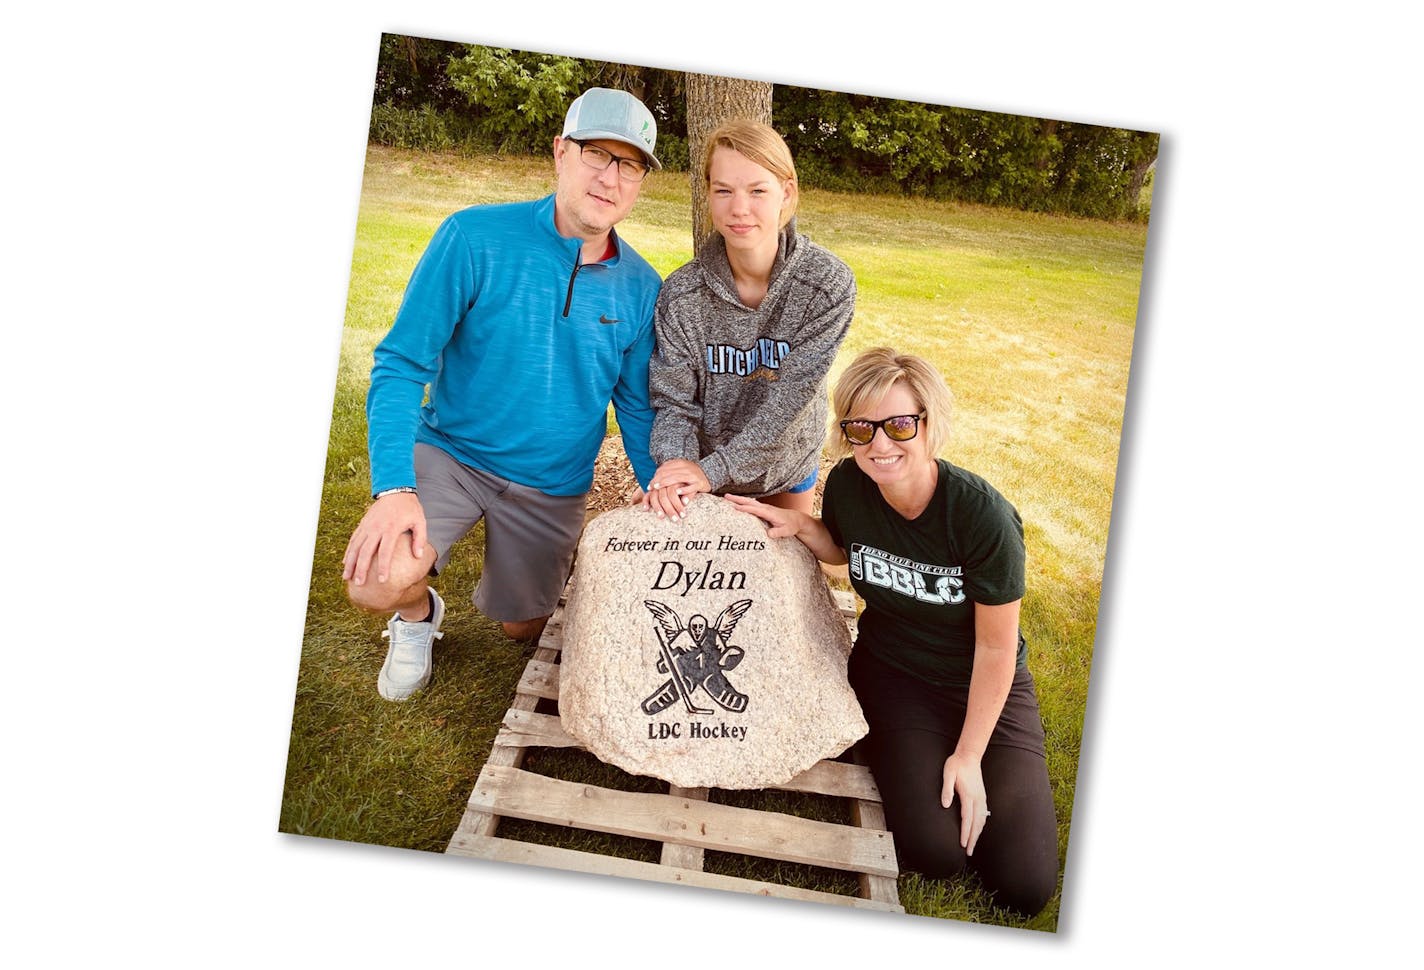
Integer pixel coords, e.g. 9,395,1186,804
702,120,799,227
826,347,954,461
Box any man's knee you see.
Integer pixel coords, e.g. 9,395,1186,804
345,533,437,613
502,616,550,644
347,576,414,614
347,559,433,614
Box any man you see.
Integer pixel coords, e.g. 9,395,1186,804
342,87,662,701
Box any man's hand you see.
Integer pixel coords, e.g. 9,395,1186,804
643,459,711,521
342,492,427,586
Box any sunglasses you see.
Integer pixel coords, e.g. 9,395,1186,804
839,413,925,446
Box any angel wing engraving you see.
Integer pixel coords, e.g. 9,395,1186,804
644,600,684,643
712,599,752,643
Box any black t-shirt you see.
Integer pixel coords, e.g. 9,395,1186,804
822,457,1027,687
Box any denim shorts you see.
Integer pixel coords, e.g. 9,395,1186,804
785,465,819,494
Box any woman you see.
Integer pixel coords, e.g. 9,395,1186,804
644,120,855,521
726,348,1058,917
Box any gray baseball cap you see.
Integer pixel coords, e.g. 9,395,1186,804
562,87,662,171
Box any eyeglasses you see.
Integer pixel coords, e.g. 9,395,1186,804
839,413,926,446
567,138,651,182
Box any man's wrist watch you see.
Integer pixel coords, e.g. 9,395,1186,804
373,486,418,499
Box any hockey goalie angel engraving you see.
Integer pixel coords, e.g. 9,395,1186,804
641,598,752,716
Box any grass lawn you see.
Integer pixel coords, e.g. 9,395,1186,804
281,144,1148,930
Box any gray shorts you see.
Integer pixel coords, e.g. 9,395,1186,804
415,443,586,623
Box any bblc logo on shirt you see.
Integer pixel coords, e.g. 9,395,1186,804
849,543,965,605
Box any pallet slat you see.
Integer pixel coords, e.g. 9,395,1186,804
515,660,560,700
495,709,581,750
774,758,880,801
850,746,900,906
470,764,898,878
660,786,708,870
493,716,882,802
447,833,902,913
451,642,561,841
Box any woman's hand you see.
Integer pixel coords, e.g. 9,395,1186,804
723,494,848,565
643,459,711,521
941,751,990,856
722,493,802,538
943,600,1019,856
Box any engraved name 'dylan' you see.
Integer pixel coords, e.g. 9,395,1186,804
650,559,747,597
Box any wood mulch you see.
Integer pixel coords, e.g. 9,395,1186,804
584,435,644,518
586,435,831,518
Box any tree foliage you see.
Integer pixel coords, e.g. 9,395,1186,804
373,35,466,112
445,46,596,154
367,36,1157,221
777,87,1156,219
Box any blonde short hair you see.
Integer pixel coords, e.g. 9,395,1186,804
702,120,799,227
826,347,954,461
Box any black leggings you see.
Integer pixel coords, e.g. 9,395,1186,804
850,648,1058,916
861,727,1058,916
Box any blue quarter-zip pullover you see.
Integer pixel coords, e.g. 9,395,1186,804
366,194,661,496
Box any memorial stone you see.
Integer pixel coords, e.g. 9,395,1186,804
560,495,868,789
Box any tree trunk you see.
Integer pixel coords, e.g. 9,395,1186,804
1036,118,1058,171
685,74,773,256
1123,133,1159,220
1125,159,1155,218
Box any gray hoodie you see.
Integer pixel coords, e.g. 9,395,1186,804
649,223,856,495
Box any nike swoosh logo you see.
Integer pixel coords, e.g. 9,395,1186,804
599,314,621,325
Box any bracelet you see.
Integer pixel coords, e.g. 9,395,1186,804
373,486,418,499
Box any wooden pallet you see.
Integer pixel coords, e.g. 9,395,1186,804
446,588,902,912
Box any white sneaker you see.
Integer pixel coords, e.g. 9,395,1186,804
377,588,446,701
